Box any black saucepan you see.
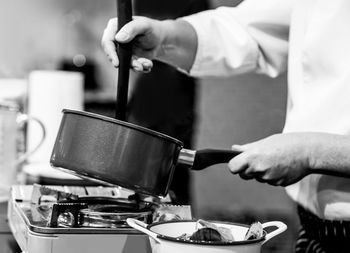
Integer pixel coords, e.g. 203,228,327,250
50,0,240,197
50,109,240,197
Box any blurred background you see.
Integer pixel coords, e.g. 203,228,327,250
0,0,296,252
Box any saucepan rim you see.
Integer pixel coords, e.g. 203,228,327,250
62,109,184,146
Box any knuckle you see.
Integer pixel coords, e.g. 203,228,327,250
254,163,266,173
101,39,106,48
108,18,117,26
238,152,249,163
260,174,272,182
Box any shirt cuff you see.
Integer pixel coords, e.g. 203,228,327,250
179,8,259,78
179,14,208,77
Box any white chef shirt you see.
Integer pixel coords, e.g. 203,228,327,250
182,0,350,220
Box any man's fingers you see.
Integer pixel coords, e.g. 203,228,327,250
102,17,154,71
228,153,249,174
137,57,153,72
102,18,120,67
102,18,119,43
131,56,143,72
131,57,153,72
104,42,119,67
231,144,245,152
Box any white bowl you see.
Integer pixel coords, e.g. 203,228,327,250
127,219,287,253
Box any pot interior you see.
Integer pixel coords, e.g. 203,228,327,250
148,220,265,245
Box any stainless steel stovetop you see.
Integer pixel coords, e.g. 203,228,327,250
8,185,191,253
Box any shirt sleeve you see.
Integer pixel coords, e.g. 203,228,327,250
180,0,293,78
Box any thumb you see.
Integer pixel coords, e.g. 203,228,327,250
228,152,248,174
231,144,245,152
115,17,152,43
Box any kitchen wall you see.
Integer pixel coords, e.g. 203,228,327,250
0,0,117,94
193,73,290,213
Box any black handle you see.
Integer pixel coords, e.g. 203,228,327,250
115,0,132,120
191,149,241,171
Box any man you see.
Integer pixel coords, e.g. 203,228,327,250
102,0,350,251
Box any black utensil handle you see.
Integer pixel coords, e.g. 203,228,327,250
191,149,241,171
115,0,132,120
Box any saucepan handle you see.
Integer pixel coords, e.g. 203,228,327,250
126,218,161,244
178,148,241,171
261,221,287,245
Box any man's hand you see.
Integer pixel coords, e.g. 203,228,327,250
228,133,314,186
101,16,165,72
102,17,198,72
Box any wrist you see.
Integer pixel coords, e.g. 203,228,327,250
306,133,350,175
156,19,197,71
156,20,177,60
304,136,320,174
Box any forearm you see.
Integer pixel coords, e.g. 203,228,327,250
307,133,350,177
156,19,198,72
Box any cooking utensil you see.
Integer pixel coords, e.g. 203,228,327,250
50,110,240,197
126,218,287,253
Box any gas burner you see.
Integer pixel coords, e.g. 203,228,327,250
51,196,155,228
60,195,152,208
79,204,153,228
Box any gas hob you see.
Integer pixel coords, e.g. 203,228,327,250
8,185,191,253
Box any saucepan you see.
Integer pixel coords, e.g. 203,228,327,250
126,218,287,253
50,109,240,197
